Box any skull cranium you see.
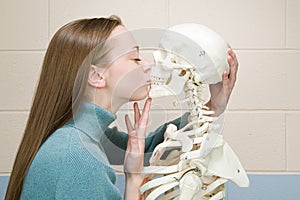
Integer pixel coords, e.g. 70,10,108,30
149,23,229,98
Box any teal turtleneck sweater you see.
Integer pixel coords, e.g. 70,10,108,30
20,102,188,199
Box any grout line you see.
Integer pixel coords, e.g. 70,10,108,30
234,48,300,51
2,171,300,176
1,48,299,51
167,0,170,27
48,0,50,43
118,109,300,112
2,48,299,52
285,112,288,171
0,173,11,176
2,172,300,176
0,49,46,52
247,171,300,175
3,109,299,113
226,109,300,112
284,0,287,48
0,110,29,113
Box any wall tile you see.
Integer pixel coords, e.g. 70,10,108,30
50,0,168,39
222,112,285,171
0,0,48,50
0,112,28,173
286,0,300,48
0,52,44,110
169,0,285,49
228,50,300,110
286,113,300,171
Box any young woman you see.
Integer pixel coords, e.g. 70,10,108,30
5,16,238,200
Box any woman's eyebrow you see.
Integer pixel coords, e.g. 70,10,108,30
132,46,139,53
127,46,139,57
126,46,139,58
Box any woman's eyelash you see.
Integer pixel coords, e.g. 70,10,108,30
133,58,141,62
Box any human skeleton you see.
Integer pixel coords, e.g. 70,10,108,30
140,24,249,200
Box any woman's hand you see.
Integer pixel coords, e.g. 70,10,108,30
207,45,239,116
124,98,152,200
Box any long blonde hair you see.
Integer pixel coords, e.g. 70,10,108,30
5,16,122,199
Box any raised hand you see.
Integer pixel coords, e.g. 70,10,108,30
124,98,152,175
207,44,239,116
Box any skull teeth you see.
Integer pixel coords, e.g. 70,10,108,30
150,76,168,85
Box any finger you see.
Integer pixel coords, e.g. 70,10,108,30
223,70,230,90
222,70,231,97
140,98,152,128
125,114,134,133
227,56,237,95
228,49,239,77
228,48,238,66
227,43,232,49
222,71,230,86
228,55,238,83
134,102,141,129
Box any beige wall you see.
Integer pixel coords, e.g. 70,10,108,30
1,0,300,175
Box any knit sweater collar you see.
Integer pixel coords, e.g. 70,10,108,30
68,101,116,142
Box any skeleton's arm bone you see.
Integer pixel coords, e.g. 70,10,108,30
179,173,203,200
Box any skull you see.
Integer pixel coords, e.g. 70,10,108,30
149,23,229,98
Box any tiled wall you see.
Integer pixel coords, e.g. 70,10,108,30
1,0,300,198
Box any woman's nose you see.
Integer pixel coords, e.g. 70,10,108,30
141,56,151,73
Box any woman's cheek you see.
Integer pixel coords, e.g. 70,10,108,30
110,70,141,99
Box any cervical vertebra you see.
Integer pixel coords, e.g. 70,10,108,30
142,23,249,200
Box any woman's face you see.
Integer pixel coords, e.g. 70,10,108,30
105,26,151,103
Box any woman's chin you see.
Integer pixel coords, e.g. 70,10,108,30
129,86,149,101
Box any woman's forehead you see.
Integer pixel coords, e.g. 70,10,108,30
110,25,129,37
106,27,139,58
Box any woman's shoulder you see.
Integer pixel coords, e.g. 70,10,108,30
37,125,77,156
47,125,114,171
29,124,116,180
23,126,121,199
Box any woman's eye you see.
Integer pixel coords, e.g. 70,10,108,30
133,58,141,62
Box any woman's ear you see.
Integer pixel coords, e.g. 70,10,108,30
88,65,106,88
